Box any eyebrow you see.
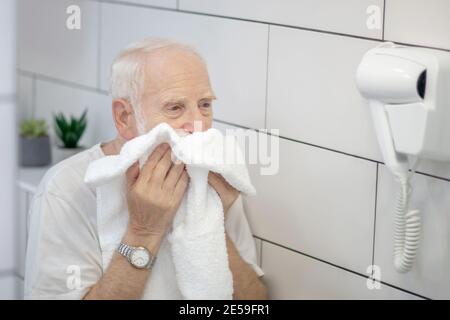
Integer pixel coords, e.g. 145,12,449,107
162,94,217,106
200,95,217,101
162,97,188,107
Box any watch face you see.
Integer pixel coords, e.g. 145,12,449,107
130,247,150,269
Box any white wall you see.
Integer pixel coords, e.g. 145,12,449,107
0,0,21,299
16,0,450,299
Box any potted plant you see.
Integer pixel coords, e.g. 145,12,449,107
52,109,88,163
19,119,52,167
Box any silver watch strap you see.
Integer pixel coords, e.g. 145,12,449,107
117,243,157,269
118,243,134,259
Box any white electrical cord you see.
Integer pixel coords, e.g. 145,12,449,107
393,157,421,273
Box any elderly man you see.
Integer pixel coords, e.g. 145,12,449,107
24,38,267,300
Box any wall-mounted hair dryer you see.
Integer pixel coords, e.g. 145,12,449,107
356,42,450,273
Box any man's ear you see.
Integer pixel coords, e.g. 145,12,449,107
112,98,138,141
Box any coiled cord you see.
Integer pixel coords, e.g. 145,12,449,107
393,158,421,273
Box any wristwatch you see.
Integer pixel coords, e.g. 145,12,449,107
117,243,157,269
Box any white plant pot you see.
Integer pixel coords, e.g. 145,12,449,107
52,146,85,164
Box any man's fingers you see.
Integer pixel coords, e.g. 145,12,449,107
125,162,140,189
163,162,185,191
173,170,189,203
151,147,173,186
140,143,170,182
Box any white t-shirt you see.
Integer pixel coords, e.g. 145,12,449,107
24,143,263,299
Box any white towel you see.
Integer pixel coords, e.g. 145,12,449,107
84,123,256,299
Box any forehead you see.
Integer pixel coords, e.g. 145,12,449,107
142,48,213,99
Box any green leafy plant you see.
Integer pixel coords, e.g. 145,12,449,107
53,109,87,148
20,119,48,138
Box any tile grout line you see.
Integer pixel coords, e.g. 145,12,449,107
263,25,270,129
16,71,450,184
103,0,379,42
382,0,386,40
17,79,450,182
389,41,450,53
215,120,380,163
96,1,103,90
18,69,109,96
94,0,450,53
15,72,450,184
253,235,367,278
371,163,379,275
214,118,450,183
253,235,430,300
259,239,264,269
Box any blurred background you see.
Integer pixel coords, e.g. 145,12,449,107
1,0,450,299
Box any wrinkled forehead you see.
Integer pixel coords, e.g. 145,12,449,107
142,47,212,96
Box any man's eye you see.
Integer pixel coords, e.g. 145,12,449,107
201,102,211,108
168,105,182,112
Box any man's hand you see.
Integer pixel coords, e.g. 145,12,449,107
124,143,189,252
84,143,189,300
208,172,240,218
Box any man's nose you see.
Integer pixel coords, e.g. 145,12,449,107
181,107,205,133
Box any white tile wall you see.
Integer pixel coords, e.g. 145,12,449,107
266,26,382,161
262,241,420,299
267,25,450,182
16,0,450,299
0,101,17,273
100,3,268,129
17,0,99,88
374,165,450,299
214,121,377,274
34,80,116,148
246,132,377,274
179,0,384,39
385,0,450,51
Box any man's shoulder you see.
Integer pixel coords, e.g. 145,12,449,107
35,144,104,198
